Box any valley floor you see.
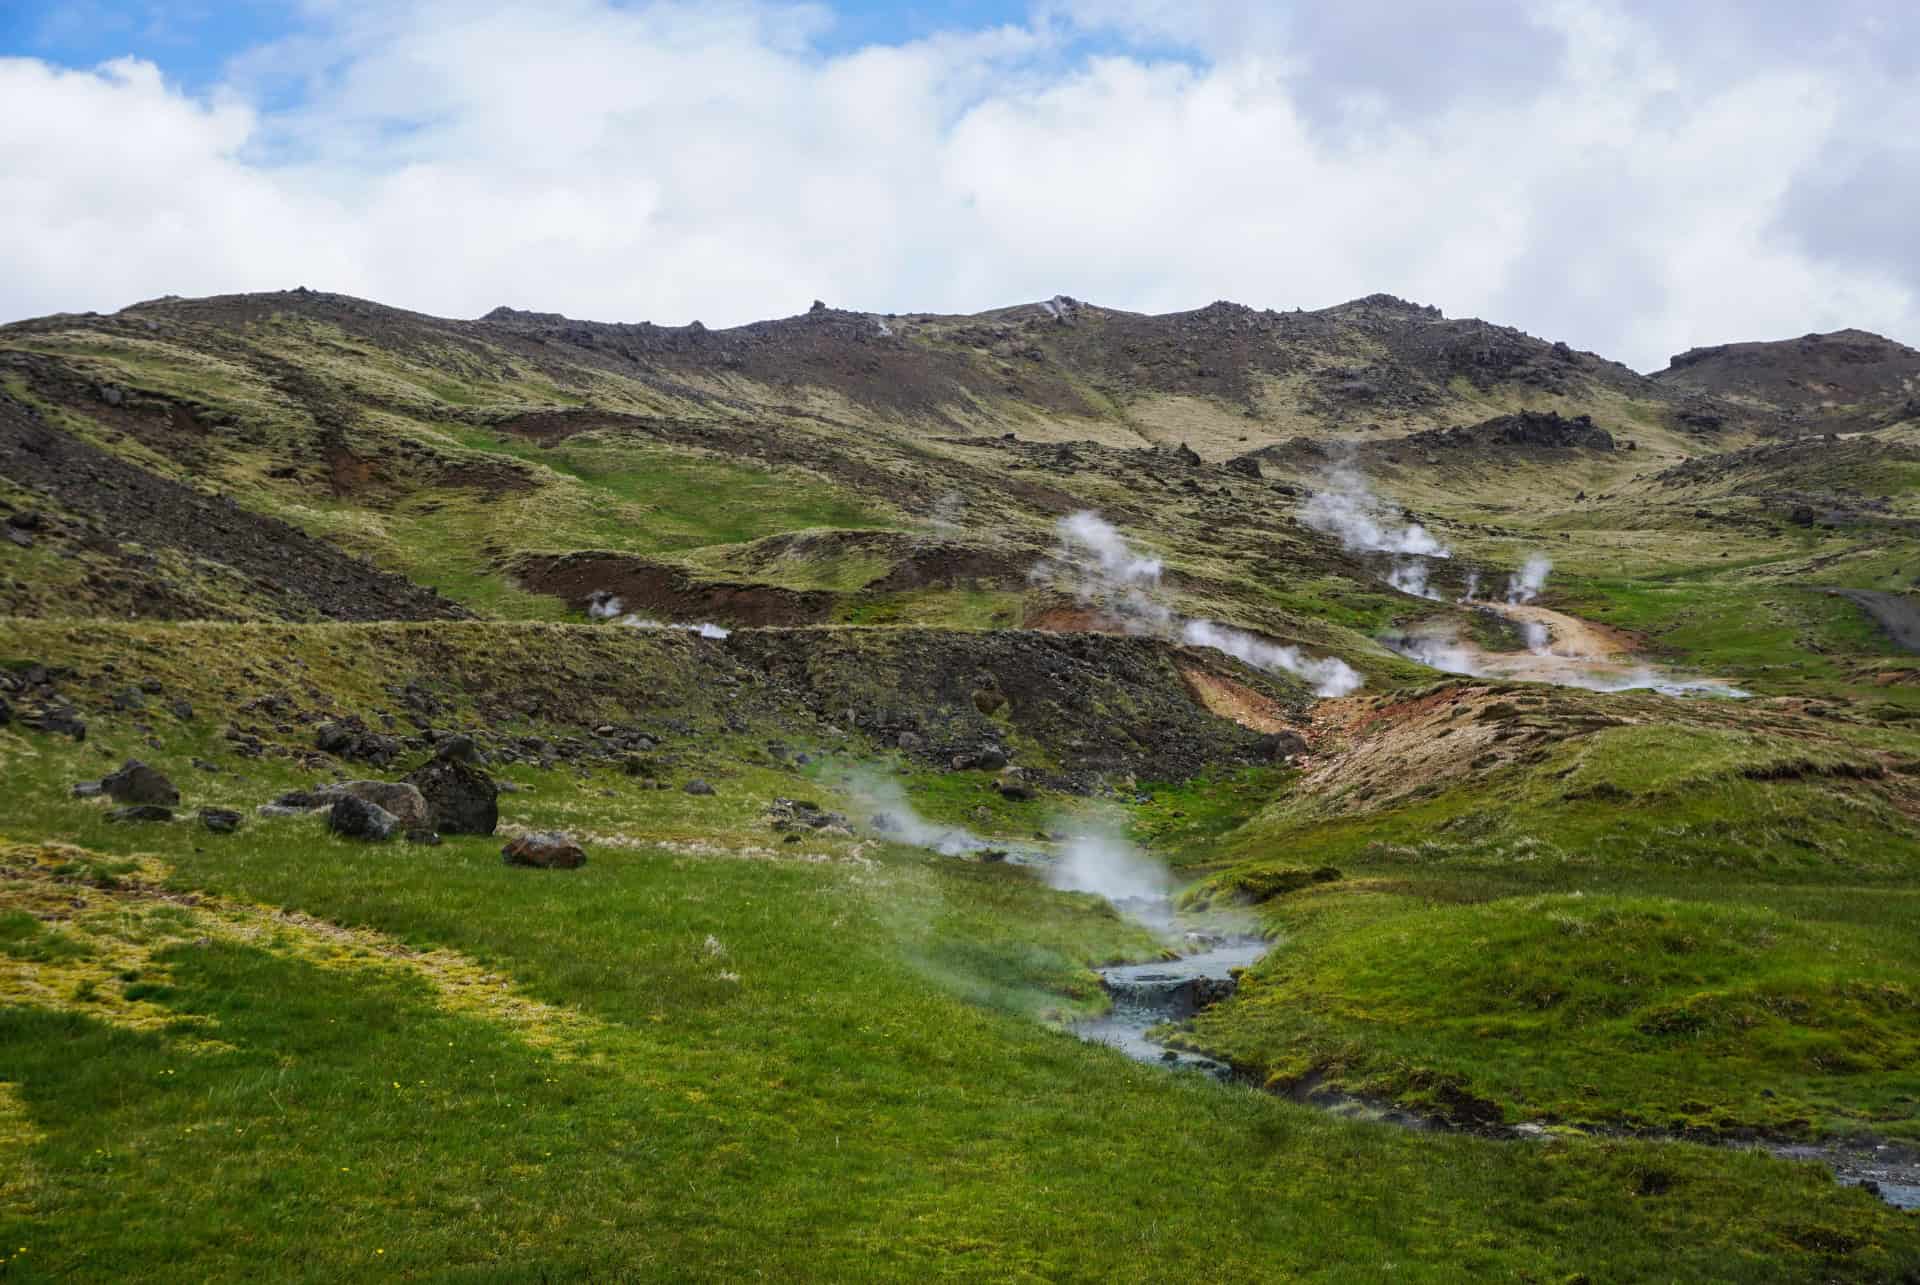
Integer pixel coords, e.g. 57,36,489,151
2,620,1916,1281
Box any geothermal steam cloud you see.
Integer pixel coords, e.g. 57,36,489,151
1302,466,1450,558
1301,465,1451,601
1506,553,1552,605
1038,512,1363,698
586,591,731,638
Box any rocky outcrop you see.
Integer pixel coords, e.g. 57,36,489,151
315,717,403,768
403,737,499,835
1407,411,1614,453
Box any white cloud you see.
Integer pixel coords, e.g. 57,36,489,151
0,0,1916,371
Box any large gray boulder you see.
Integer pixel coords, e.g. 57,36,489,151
327,795,400,841
315,781,430,831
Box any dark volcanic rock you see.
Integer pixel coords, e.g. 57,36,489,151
102,760,180,806
683,778,716,796
315,717,403,767
200,808,243,834
502,832,587,869
1255,730,1310,761
108,804,174,823
17,701,85,740
1407,410,1614,453
403,740,500,835
327,794,400,841
0,387,467,623
952,746,1009,772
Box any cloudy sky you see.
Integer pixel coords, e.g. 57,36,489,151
1,0,1915,371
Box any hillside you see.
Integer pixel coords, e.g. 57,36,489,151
3,287,1919,1279
1654,328,1920,432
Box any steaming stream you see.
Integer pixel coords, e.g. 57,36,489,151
1386,602,1750,697
1071,925,1267,1077
865,797,1912,1208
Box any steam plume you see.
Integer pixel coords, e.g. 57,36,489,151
1387,560,1443,601
1506,554,1552,604
1180,620,1363,698
586,590,731,638
850,769,995,856
1047,828,1173,920
1302,465,1450,558
1036,511,1364,697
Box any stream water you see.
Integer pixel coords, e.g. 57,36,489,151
1071,932,1267,1077
1065,899,1919,1211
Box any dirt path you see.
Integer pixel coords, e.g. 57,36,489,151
1828,589,1920,654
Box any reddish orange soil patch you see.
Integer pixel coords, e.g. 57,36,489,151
1178,664,1297,734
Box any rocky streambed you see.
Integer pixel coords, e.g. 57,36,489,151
1072,931,1268,1077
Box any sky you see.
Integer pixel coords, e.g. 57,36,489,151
1,0,1916,372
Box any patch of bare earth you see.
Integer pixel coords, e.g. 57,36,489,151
1179,664,1296,734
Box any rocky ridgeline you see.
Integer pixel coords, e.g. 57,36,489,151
1403,410,1620,453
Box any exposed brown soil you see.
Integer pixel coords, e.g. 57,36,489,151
513,552,838,626
713,528,1032,593
1178,664,1297,733
1021,602,1106,632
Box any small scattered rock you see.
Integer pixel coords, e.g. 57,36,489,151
314,716,402,767
684,779,716,796
502,832,587,869
108,805,173,823
200,808,242,835
102,760,180,806
952,747,1009,772
404,829,443,846
19,703,86,740
71,781,103,799
970,688,1007,716
1256,730,1310,761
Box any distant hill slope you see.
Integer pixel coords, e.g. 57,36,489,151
1653,328,1920,431
0,284,1910,659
